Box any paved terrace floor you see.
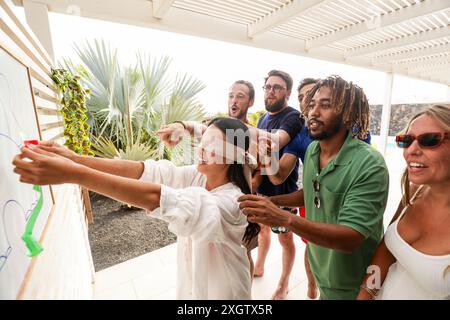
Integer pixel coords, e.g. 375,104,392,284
94,151,405,300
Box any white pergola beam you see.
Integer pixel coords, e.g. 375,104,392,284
423,73,450,85
420,67,450,77
379,73,394,156
309,0,450,48
418,74,445,84
392,54,450,70
346,26,450,57
152,0,175,19
247,0,325,38
408,61,450,73
426,75,450,85
373,42,450,64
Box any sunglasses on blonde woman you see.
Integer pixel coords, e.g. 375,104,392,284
395,132,449,149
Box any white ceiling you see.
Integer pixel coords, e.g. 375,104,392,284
13,0,450,85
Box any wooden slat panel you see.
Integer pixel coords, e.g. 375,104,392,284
31,76,56,98
34,95,58,110
37,113,60,124
33,87,58,104
53,133,65,146
37,106,60,116
47,130,65,142
81,188,93,224
0,3,51,73
19,184,94,299
0,28,53,87
38,125,65,143
0,0,53,67
28,62,52,87
40,121,64,132
2,0,94,299
40,126,64,142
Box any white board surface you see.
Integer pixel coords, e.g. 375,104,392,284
0,45,53,300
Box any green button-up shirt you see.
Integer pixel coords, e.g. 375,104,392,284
303,131,389,300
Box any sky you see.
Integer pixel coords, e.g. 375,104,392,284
14,8,450,116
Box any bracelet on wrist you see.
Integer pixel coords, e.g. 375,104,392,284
360,284,378,300
173,121,186,130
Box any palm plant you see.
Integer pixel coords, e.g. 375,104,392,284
62,40,206,163
248,110,265,126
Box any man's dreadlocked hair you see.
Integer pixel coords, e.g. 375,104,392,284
303,75,370,140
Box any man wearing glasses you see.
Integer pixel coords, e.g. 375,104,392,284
253,70,303,300
239,75,389,300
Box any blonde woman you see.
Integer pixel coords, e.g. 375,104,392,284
358,105,450,300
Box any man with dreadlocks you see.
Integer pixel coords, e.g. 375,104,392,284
239,75,389,300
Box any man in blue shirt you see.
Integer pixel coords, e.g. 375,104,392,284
254,70,303,300
262,78,316,298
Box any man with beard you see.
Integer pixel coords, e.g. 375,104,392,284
238,75,389,300
263,77,317,299
228,80,255,123
157,80,256,145
253,70,303,300
157,80,260,191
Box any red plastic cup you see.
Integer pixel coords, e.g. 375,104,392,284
24,140,39,148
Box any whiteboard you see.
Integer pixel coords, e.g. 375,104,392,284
0,46,54,300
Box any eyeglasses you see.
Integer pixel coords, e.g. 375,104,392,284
395,132,449,149
262,84,286,93
313,179,320,209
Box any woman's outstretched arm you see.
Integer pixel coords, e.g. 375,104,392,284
13,146,160,211
37,141,144,179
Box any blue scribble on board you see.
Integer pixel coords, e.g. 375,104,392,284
0,132,39,272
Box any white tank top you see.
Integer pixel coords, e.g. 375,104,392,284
377,186,450,300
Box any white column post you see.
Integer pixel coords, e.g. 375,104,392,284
23,0,55,61
379,72,394,156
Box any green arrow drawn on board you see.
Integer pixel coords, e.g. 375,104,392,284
21,185,44,257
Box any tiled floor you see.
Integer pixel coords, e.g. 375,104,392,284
94,154,405,300
94,236,311,300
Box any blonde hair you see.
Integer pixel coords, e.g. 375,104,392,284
401,104,450,206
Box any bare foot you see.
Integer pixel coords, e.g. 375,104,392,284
307,283,318,299
271,284,289,300
253,265,264,278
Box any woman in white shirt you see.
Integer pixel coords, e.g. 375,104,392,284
12,117,260,299
357,105,450,300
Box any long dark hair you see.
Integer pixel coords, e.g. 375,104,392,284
208,117,260,244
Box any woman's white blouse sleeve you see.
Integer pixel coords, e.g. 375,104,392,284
152,185,226,242
139,159,201,188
